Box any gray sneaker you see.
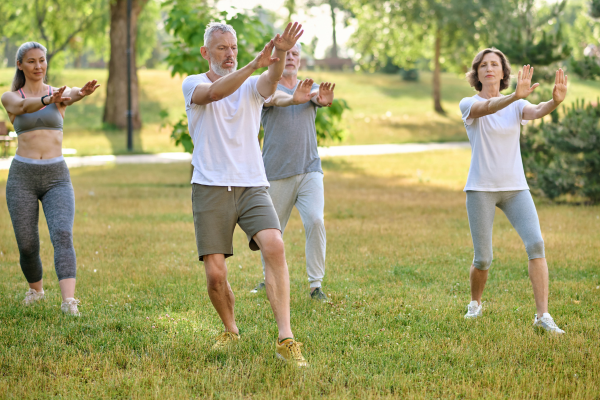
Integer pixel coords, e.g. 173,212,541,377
310,287,328,302
250,282,265,293
23,288,45,305
533,313,565,334
464,300,482,319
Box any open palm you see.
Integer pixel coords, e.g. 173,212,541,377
552,68,568,104
49,86,71,104
79,80,100,97
316,82,335,106
514,65,539,100
273,22,304,52
292,78,314,104
251,40,279,70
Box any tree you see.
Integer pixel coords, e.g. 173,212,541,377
103,0,149,130
345,0,485,114
306,0,353,59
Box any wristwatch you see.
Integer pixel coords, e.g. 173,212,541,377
41,95,51,106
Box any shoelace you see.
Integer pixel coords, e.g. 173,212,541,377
540,316,558,329
285,340,304,360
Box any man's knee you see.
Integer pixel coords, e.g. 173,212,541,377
204,255,228,288
526,239,545,260
303,214,324,231
260,234,285,261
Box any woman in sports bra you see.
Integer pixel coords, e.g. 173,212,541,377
1,41,100,316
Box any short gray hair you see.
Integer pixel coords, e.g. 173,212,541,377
204,22,237,48
12,41,47,91
294,42,302,53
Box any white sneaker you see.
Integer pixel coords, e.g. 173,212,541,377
61,298,81,316
464,300,482,319
23,288,45,305
533,313,565,334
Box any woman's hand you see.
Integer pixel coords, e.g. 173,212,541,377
316,82,335,106
292,78,314,104
48,86,71,104
514,65,539,100
78,80,100,97
552,68,567,104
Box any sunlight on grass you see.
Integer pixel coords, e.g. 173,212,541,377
0,150,598,398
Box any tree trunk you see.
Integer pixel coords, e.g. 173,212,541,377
329,0,338,59
103,0,147,129
432,25,445,115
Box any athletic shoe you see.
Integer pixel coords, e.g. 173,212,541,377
212,331,240,350
23,288,45,305
276,338,308,367
533,313,565,334
310,287,328,302
61,298,81,316
250,282,265,293
464,300,482,319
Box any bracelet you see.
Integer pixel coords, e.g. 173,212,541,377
41,95,51,106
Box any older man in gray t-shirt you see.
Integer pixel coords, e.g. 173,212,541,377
250,43,335,301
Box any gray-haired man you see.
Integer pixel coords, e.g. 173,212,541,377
181,22,308,365
250,43,335,301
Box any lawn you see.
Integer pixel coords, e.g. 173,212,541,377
0,150,598,399
1,68,599,155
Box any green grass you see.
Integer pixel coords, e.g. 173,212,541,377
1,68,599,154
1,150,599,398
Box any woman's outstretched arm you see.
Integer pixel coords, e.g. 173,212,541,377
468,65,540,119
1,86,71,115
522,69,567,120
62,80,101,106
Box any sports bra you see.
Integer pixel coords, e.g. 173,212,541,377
13,86,64,135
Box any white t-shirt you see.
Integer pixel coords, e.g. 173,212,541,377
459,94,531,192
182,73,271,187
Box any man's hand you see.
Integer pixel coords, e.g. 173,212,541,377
315,82,335,106
514,65,539,100
273,22,304,52
552,68,567,104
250,40,279,70
78,80,101,97
292,78,314,105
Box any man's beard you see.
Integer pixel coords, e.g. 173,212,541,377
282,67,298,77
211,57,238,76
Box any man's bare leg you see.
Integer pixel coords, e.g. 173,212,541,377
470,264,488,305
528,257,549,316
253,229,293,341
203,254,239,334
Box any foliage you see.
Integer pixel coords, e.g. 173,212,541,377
566,0,600,80
315,98,350,144
569,55,600,80
169,113,193,153
521,99,600,203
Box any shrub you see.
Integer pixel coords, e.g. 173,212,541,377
520,99,600,203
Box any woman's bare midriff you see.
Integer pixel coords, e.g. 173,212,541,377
15,129,63,159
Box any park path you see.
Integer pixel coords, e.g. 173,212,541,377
0,142,470,170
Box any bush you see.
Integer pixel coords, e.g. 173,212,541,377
520,99,600,203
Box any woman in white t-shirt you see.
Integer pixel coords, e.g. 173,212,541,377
459,48,567,334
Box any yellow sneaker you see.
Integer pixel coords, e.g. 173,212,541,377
275,338,308,367
212,331,240,350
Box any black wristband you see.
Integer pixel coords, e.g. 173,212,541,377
41,95,51,106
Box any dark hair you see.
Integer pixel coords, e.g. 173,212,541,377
466,48,511,91
12,42,48,91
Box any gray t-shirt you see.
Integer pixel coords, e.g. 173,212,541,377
261,81,323,181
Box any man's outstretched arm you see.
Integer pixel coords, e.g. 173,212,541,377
191,40,279,106
264,78,314,108
257,22,303,99
310,82,335,106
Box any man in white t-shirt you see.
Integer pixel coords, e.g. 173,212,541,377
181,21,308,365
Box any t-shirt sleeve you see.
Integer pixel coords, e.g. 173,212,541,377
459,97,478,126
182,75,202,108
516,99,532,125
248,75,273,104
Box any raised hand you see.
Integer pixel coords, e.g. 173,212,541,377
316,82,335,106
251,40,280,70
552,68,568,104
292,78,314,104
78,80,101,97
514,65,539,99
49,86,71,104
273,22,304,52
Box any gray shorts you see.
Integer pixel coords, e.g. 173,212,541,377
191,184,281,261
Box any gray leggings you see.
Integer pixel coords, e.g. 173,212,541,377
6,157,76,282
466,190,545,271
